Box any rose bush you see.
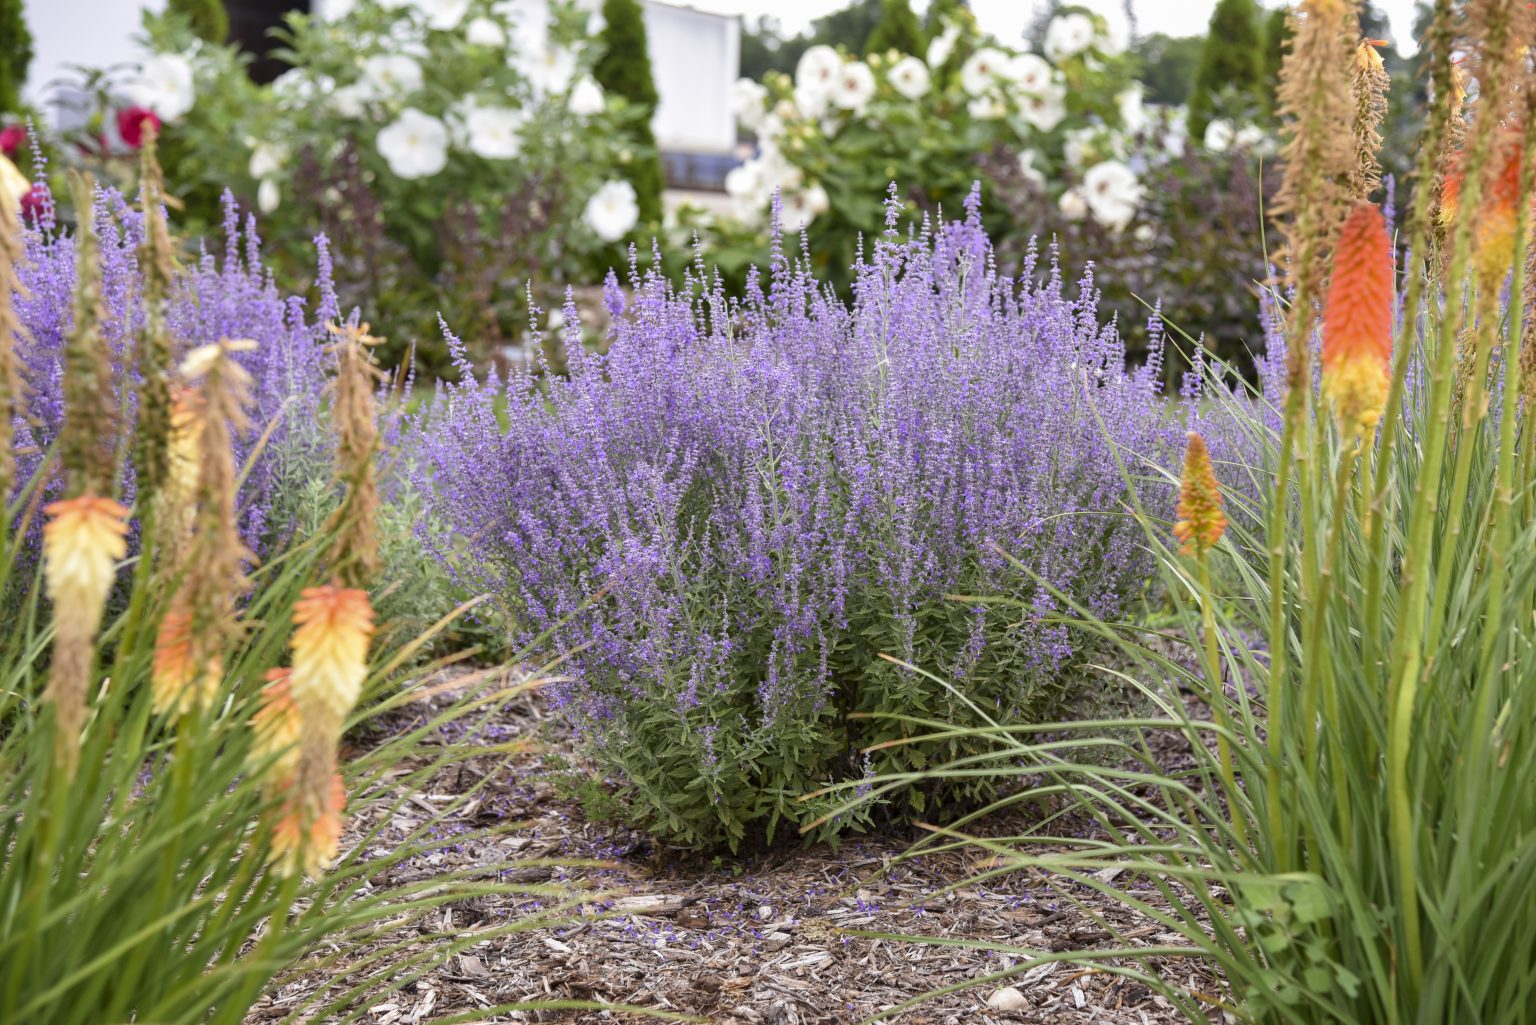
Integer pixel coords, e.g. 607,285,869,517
701,8,1147,290
56,0,652,370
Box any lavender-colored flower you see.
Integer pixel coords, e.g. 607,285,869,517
415,187,1193,850
9,188,334,555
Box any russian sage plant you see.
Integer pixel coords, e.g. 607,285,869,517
416,190,1192,849
10,187,334,553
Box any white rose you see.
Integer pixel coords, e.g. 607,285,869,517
419,0,470,30
331,82,368,117
1044,14,1095,61
257,178,280,214
129,53,196,122
927,24,960,68
731,78,770,130
968,92,1005,120
248,141,288,179
1117,84,1147,134
377,107,450,178
1005,53,1054,96
465,16,507,46
465,105,526,158
1204,118,1235,152
725,160,767,223
568,76,605,117
1235,124,1266,149
1059,187,1088,220
1019,87,1067,131
795,45,841,95
522,43,576,97
1063,127,1096,170
887,55,929,100
783,183,828,228
829,61,875,114
361,54,423,96
794,83,829,120
1082,159,1142,231
1016,149,1046,191
959,47,1008,97
584,179,640,241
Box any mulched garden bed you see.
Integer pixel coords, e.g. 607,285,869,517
251,669,1226,1025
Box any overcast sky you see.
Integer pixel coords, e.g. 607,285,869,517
684,0,1424,53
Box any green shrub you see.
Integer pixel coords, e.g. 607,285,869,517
1188,0,1266,137
0,0,32,115
595,0,664,226
865,0,926,56
169,0,227,43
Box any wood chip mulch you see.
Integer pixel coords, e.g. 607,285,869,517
253,672,1229,1025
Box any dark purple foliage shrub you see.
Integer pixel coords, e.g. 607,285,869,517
9,187,335,553
416,191,1194,850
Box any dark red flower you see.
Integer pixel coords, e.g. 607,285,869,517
0,123,25,160
19,187,45,227
116,106,163,150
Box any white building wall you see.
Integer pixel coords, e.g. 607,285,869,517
643,1,738,155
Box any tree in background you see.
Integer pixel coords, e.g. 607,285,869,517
1133,33,1204,106
924,0,970,34
595,0,664,225
1187,0,1266,138
1261,6,1292,112
0,0,32,115
865,0,925,56
170,0,229,43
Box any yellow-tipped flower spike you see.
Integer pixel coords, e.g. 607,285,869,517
249,669,303,783
1173,432,1227,557
150,607,222,718
269,768,345,878
289,585,374,729
43,495,131,616
42,495,130,773
1322,203,1395,434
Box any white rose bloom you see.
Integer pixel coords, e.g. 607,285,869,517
968,92,1005,120
465,16,507,46
1017,149,1046,191
829,61,875,114
757,112,786,144
1234,123,1266,149
568,76,605,116
387,19,430,58
795,45,842,95
377,107,450,178
332,82,368,117
1019,87,1067,131
361,54,423,96
725,160,766,222
1006,53,1053,96
248,141,288,179
1117,84,1147,134
1059,187,1088,220
1063,127,1097,170
1099,16,1131,56
318,0,358,17
523,43,576,97
420,0,470,30
794,82,829,120
465,105,526,158
257,178,281,214
960,47,1009,97
783,183,828,228
731,78,770,130
887,55,929,100
129,53,196,122
927,24,960,68
1044,13,1095,61
584,179,640,241
1082,159,1142,231
1204,118,1235,152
